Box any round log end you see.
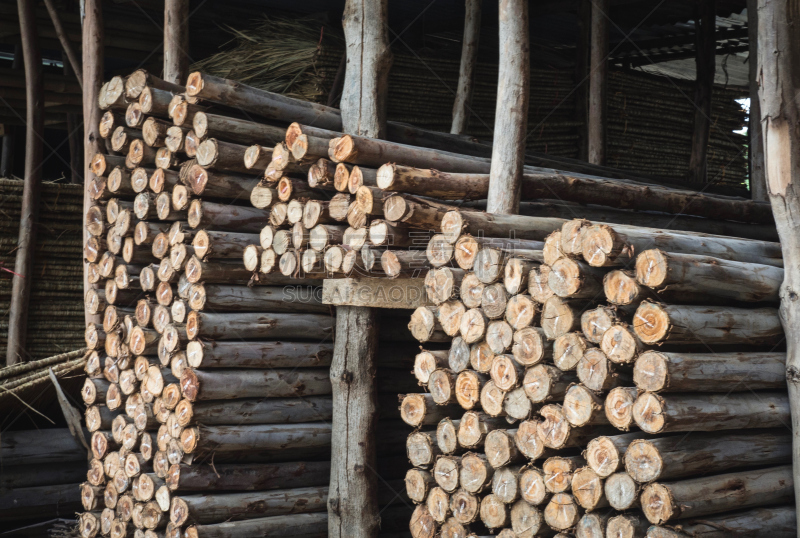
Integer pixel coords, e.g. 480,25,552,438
632,302,670,344
563,384,602,427
571,467,604,510
169,495,190,526
519,467,547,505
625,439,662,484
641,482,673,523
479,494,508,529
512,326,547,367
179,368,200,402
332,135,355,163
585,436,622,478
632,392,666,433
180,427,199,454
410,504,437,538
636,249,669,288
538,404,570,449
454,235,479,270
633,350,669,392
400,393,428,427
454,370,481,410
549,258,584,297
543,493,579,531
484,429,514,468
600,324,641,364
605,387,638,430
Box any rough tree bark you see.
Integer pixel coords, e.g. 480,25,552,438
164,0,189,84
487,0,529,214
757,0,800,532
451,0,481,134
6,0,44,365
687,0,715,186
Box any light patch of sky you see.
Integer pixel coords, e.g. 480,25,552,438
735,97,750,135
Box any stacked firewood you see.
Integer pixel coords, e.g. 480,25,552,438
392,210,793,535
79,69,430,538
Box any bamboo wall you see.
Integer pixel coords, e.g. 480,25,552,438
192,16,749,193
0,178,85,360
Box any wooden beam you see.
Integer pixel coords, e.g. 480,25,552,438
575,0,591,161
63,52,81,184
328,2,389,538
42,0,82,88
164,0,189,84
82,0,103,326
687,0,716,187
757,0,800,531
340,0,392,139
322,278,432,309
588,0,608,165
451,0,481,135
7,0,44,365
487,0,529,214
747,0,766,201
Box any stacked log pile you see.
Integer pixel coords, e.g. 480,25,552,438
77,69,789,538
386,208,792,535
78,69,428,538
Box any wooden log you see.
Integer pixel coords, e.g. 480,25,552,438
169,486,327,526
645,506,796,538
581,305,619,344
523,364,575,404
600,323,643,365
184,164,259,200
180,423,332,461
193,112,284,147
580,223,782,268
184,311,333,341
584,432,650,479
632,302,783,346
563,384,609,428
548,258,605,299
541,296,589,340
625,429,791,484
196,138,252,174
604,386,639,430
577,348,630,392
187,200,270,233
605,471,639,510
543,493,580,531
633,350,786,392
440,210,564,244
687,0,715,185
181,512,328,538
641,465,793,525
401,393,462,427
487,0,528,214
633,391,790,434
571,467,607,511
588,0,608,164
575,512,611,538
635,249,782,303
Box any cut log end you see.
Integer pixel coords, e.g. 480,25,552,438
543,493,580,531
632,302,670,344
632,392,666,434
604,387,638,430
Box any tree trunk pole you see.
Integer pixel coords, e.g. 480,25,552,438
588,0,608,165
487,0,529,215
688,0,716,187
329,2,387,538
747,0,767,201
42,0,83,87
6,0,44,365
451,0,481,135
82,0,103,327
63,53,81,184
757,0,800,534
164,0,189,84
340,0,392,139
575,0,591,162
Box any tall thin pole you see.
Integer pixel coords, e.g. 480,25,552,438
451,0,482,135
43,0,83,88
486,0,529,215
687,0,716,186
575,0,591,161
588,0,609,165
164,0,189,84
0,44,23,178
756,0,800,531
747,0,766,201
82,0,103,326
7,0,44,365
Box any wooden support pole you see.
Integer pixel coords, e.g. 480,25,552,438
688,0,716,186
42,0,83,87
588,0,608,165
757,0,800,533
575,0,591,161
164,0,189,84
451,0,481,135
63,53,81,184
747,0,767,201
340,0,392,139
487,0,529,215
6,0,44,365
82,0,103,327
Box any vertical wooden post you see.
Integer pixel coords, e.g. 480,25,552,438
1,45,22,178
82,0,103,325
7,0,45,365
340,0,392,139
164,0,189,84
43,0,83,88
747,0,766,201
756,0,800,530
63,53,81,184
451,0,482,135
588,0,608,166
329,2,388,538
687,0,716,187
487,0,529,215
575,0,591,162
